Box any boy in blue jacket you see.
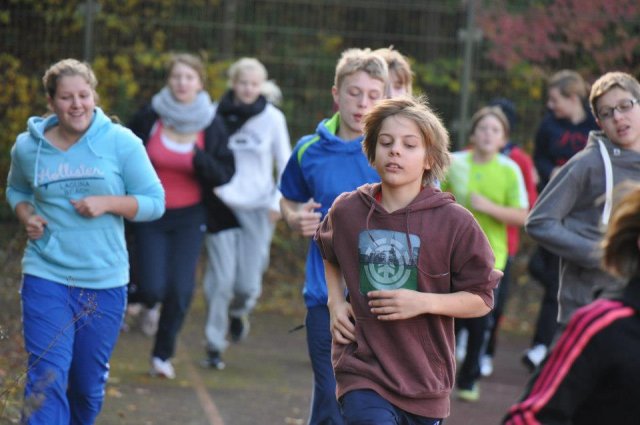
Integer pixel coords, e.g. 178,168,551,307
279,47,388,425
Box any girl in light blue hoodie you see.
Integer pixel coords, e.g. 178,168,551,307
6,58,164,425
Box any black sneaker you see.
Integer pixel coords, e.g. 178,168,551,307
229,315,250,342
202,350,225,370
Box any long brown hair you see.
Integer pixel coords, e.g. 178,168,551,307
602,182,640,278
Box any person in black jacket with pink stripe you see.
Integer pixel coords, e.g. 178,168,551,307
504,181,640,425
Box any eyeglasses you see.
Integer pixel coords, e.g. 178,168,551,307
598,98,639,120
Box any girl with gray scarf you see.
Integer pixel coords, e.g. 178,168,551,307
127,53,236,379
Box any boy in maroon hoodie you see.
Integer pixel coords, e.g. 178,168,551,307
315,97,501,423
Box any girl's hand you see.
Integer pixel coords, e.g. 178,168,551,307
368,289,426,321
470,193,494,214
25,214,48,240
70,196,110,218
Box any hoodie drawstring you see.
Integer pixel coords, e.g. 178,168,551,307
366,190,449,280
597,139,613,226
365,197,377,245
404,207,413,259
33,138,43,188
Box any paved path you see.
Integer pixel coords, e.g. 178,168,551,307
99,307,311,425
447,333,531,425
99,296,533,425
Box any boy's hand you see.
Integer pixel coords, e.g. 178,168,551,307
328,299,356,344
268,209,282,223
368,289,426,320
288,198,322,237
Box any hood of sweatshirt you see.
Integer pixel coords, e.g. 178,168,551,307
584,130,640,225
27,108,113,188
356,182,456,225
584,129,640,167
355,183,457,275
315,113,366,153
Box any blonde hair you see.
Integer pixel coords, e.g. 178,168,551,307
469,106,510,140
602,182,640,279
373,46,413,95
589,72,640,119
362,96,450,186
334,48,388,92
548,69,589,101
261,79,283,106
42,58,98,100
167,53,206,85
227,57,268,86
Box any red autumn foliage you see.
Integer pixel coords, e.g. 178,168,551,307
479,0,640,78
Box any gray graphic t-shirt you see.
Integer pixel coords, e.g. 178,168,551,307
359,229,420,294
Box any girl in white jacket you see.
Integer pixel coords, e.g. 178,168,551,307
202,58,291,369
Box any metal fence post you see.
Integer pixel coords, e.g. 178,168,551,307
221,0,237,60
82,0,97,62
457,0,477,150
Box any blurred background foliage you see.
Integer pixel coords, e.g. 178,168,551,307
2,1,639,220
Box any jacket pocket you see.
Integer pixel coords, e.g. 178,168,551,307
36,226,125,271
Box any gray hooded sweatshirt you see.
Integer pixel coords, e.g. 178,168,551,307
526,130,640,324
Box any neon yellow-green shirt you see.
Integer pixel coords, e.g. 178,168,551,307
441,151,528,270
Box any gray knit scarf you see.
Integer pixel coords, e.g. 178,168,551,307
151,87,215,133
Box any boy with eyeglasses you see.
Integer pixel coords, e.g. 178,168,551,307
526,71,640,327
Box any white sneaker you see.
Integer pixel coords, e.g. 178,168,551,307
522,344,548,372
141,304,160,337
126,302,143,317
150,357,175,379
456,328,469,363
480,354,494,377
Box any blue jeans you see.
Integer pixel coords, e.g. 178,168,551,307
21,274,126,425
133,204,206,360
305,305,345,425
341,389,442,425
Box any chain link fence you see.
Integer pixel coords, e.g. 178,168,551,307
3,0,634,218
2,1,485,140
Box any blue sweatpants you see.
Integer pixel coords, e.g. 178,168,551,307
341,389,442,425
305,305,345,425
21,274,126,425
